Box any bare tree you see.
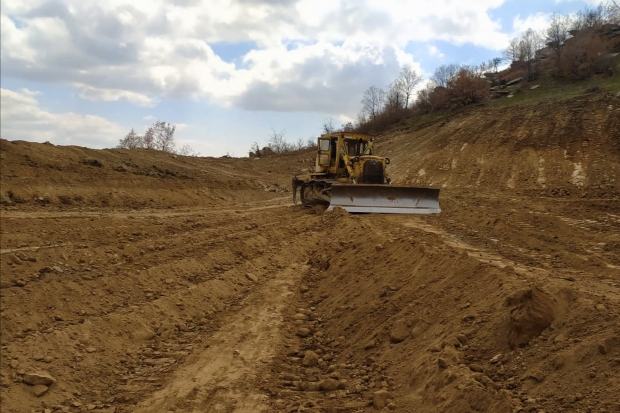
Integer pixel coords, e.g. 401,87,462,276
546,14,572,72
504,38,521,63
518,29,545,80
341,122,354,132
322,117,336,134
142,126,155,149
490,57,503,73
267,128,288,154
178,144,200,157
431,64,461,88
605,0,620,23
397,64,422,108
118,128,143,150
361,86,385,120
385,80,404,112
306,137,316,148
150,121,176,153
572,4,605,30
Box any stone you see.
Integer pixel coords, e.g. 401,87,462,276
8,254,22,265
373,389,391,410
302,351,319,367
130,323,154,341
23,371,56,386
319,378,339,392
530,85,540,90
245,273,258,282
598,342,608,355
437,358,448,369
389,320,410,343
299,285,309,293
469,364,484,373
39,266,54,274
32,384,49,397
15,280,26,287
456,334,467,344
506,77,523,86
85,347,97,353
490,354,503,364
296,328,311,338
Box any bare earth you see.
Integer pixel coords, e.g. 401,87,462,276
1,92,619,413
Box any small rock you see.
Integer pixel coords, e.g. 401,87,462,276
530,85,540,90
14,280,26,287
8,254,22,265
598,342,608,355
437,358,448,369
23,371,56,386
43,356,53,363
319,378,339,392
39,266,53,274
373,389,391,409
9,360,19,369
364,339,376,350
85,347,97,353
32,384,49,397
299,285,309,293
595,304,607,311
456,334,467,344
490,354,503,364
469,364,484,373
302,351,319,367
245,273,258,282
296,328,311,338
389,320,410,343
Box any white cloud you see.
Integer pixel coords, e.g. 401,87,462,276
1,0,511,115
74,83,156,106
0,88,125,148
428,45,445,58
513,13,552,35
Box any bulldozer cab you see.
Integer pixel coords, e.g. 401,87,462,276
316,133,373,171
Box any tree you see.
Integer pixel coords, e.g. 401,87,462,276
306,137,316,148
322,117,336,134
118,128,143,150
446,68,489,106
546,14,572,72
572,4,605,30
177,144,200,157
267,128,289,154
504,38,521,63
489,57,503,73
431,64,461,88
518,28,545,80
361,86,385,120
341,122,354,132
397,64,422,108
385,80,404,113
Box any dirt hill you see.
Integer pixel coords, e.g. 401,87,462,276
1,91,619,413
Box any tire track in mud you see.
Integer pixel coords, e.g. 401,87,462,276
133,264,309,413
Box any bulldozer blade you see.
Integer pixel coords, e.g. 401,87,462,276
328,184,440,214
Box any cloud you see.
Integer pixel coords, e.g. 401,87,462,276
428,45,445,58
1,0,511,115
0,88,125,148
513,13,552,35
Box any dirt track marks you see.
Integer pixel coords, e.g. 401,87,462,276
134,265,307,413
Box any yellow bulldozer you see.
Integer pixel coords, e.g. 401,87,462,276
292,132,440,214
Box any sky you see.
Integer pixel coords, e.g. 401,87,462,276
0,0,604,157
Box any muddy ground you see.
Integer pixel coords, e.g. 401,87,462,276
1,92,619,413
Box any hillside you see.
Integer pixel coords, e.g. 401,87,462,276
1,91,620,413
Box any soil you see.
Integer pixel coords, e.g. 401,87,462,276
1,92,619,413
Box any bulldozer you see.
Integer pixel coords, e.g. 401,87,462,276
292,132,440,214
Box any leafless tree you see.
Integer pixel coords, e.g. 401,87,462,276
397,64,422,108
150,121,176,153
177,144,200,157
322,117,336,134
361,86,385,120
306,137,316,148
118,128,143,150
267,128,289,154
605,0,620,23
504,38,521,62
431,64,461,88
385,80,404,112
490,57,503,73
572,4,605,30
546,14,572,72
341,122,354,132
518,29,545,80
